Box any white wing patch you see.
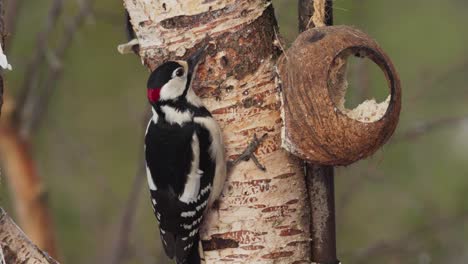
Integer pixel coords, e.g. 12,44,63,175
146,165,157,191
193,117,227,207
161,105,193,125
145,118,157,191
0,44,12,70
179,133,202,203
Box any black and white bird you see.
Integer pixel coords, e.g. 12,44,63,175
144,47,226,264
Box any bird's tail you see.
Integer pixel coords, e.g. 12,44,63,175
176,235,204,264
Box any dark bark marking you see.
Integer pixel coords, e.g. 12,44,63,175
202,237,239,251
241,245,265,251
160,6,230,29
279,228,303,236
262,251,294,259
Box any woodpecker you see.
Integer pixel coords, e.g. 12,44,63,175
144,46,226,264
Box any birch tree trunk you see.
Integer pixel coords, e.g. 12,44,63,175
124,0,311,262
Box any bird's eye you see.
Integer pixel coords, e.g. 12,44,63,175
175,68,184,77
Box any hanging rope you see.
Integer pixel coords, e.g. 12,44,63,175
312,0,327,27
306,0,331,29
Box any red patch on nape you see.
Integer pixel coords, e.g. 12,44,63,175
147,88,161,103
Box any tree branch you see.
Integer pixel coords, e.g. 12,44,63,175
350,211,468,262
0,208,59,264
104,161,146,264
13,0,63,123
392,116,468,143
103,111,151,264
19,0,94,138
0,121,59,258
4,0,24,51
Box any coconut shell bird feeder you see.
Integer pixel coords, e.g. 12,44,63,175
278,25,401,166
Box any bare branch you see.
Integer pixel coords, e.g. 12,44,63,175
392,116,468,143
4,0,25,51
409,58,468,103
350,211,468,262
20,0,94,138
104,111,151,264
0,208,59,264
0,122,59,258
105,161,146,264
14,0,63,122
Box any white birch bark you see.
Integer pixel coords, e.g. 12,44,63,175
124,1,311,262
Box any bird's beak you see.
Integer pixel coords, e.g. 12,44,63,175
187,44,208,75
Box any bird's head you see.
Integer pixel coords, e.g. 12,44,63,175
147,46,206,105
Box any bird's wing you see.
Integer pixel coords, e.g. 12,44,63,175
145,121,215,262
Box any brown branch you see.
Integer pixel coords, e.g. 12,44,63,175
0,1,93,260
409,57,468,103
0,119,59,259
392,115,468,143
104,160,146,264
350,210,468,262
4,0,24,51
20,0,94,138
0,208,59,264
13,0,63,124
104,111,151,264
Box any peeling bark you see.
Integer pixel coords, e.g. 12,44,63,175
0,208,58,264
124,0,310,262
0,115,59,259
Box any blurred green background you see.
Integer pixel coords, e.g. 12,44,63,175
1,0,468,263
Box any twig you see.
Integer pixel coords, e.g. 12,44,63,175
14,0,63,122
19,0,94,139
391,116,468,144
409,57,468,103
105,160,146,264
104,111,151,264
350,210,468,262
4,0,25,51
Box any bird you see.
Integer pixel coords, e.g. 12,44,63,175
144,46,227,264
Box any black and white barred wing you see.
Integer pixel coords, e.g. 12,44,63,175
145,121,215,263
148,162,212,262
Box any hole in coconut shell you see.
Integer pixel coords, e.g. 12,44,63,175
327,46,393,123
